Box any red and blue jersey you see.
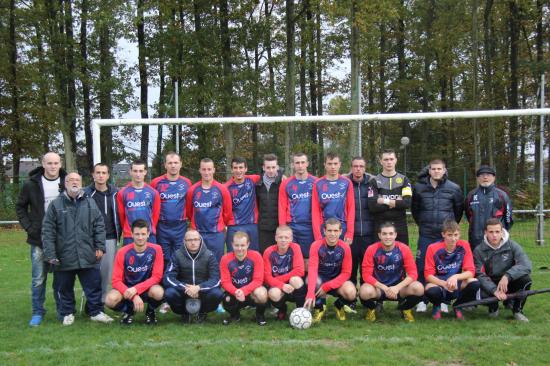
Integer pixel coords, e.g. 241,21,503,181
186,180,234,233
311,175,355,241
362,242,417,286
150,175,192,222
111,243,164,296
220,250,264,296
306,239,352,299
424,240,475,281
225,175,261,225
117,183,161,239
278,174,316,225
263,243,305,289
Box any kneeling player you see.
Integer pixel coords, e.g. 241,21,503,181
424,219,479,320
263,225,306,320
360,222,423,322
220,231,268,326
304,218,357,322
105,219,164,325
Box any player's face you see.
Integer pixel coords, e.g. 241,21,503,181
199,162,215,182
485,224,503,247
65,173,82,196
232,236,250,260
324,223,342,246
164,155,182,177
477,173,495,187
93,165,110,185
351,159,366,180
231,162,247,182
429,163,446,181
380,153,397,171
442,230,460,247
184,231,201,254
263,160,278,179
324,157,341,177
132,227,149,248
292,156,309,176
275,230,293,252
42,152,62,179
131,164,147,184
378,227,397,248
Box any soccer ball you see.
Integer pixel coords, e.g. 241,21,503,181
289,307,312,329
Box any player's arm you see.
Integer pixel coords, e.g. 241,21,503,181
305,243,320,300
151,189,161,229
263,248,286,289
240,252,265,296
90,201,106,253
367,179,389,213
411,185,421,224
116,188,128,235
278,179,290,225
344,179,355,241
456,242,475,280
15,183,32,231
453,185,465,223
311,182,323,240
506,242,532,281
393,179,412,209
111,248,129,294
185,186,195,229
321,243,352,292
473,249,498,294
288,243,305,278
424,245,445,286
361,245,378,285
220,256,238,295
134,245,164,295
503,192,513,230
464,193,473,221
163,255,187,290
41,203,59,263
220,184,235,226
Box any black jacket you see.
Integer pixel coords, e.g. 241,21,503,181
163,238,220,291
83,183,121,240
256,171,284,231
411,167,464,239
42,191,106,271
345,173,375,237
15,167,67,247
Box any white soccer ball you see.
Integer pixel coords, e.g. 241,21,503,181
289,307,312,329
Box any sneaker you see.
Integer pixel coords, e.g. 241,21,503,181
159,302,171,314
63,314,75,326
343,304,357,314
120,313,134,325
29,315,43,327
90,311,114,324
145,309,157,325
196,313,207,323
441,303,449,313
335,306,346,321
256,313,267,326
365,308,376,322
401,309,415,323
454,308,465,321
432,305,442,320
416,301,427,313
270,307,280,315
312,305,326,323
488,309,499,318
222,314,241,325
513,312,529,322
216,304,226,313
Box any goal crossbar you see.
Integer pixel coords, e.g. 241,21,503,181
92,108,550,164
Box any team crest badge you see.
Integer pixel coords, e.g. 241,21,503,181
396,177,403,184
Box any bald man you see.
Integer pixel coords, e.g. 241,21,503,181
16,152,67,326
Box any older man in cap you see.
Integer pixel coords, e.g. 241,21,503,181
465,165,513,251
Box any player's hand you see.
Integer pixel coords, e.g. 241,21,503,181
388,200,396,209
446,276,458,291
185,285,200,298
235,289,245,302
133,295,144,312
303,298,314,310
282,284,294,294
315,287,326,297
124,287,138,300
95,250,103,261
385,286,399,300
344,237,353,245
494,290,507,301
377,197,386,205
497,276,509,294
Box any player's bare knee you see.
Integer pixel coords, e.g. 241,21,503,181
289,276,304,289
410,281,424,296
268,287,283,302
149,285,164,300
359,284,375,300
253,286,268,303
105,289,122,308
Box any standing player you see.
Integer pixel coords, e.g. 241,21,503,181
225,157,261,251
151,152,192,267
117,160,160,245
278,153,316,266
263,225,306,320
105,219,164,325
220,232,268,326
424,220,479,320
304,218,357,322
360,222,424,322
186,158,234,262
367,149,412,244
257,154,285,253
311,152,355,244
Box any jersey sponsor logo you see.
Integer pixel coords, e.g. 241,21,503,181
272,265,290,274
233,277,250,285
436,262,460,272
232,191,251,205
194,201,213,208
291,192,311,200
127,264,149,273
320,192,345,200
377,263,396,271
381,194,402,200
127,201,148,208
160,192,185,200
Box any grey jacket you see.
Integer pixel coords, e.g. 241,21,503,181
473,229,531,294
42,191,106,271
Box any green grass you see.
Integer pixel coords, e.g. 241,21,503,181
1,227,550,366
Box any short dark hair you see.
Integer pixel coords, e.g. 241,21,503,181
263,153,278,163
324,217,342,229
378,221,396,233
484,218,503,230
325,152,340,162
429,158,446,167
441,219,460,233
292,152,308,162
131,219,149,232
164,151,181,161
200,158,214,165
93,162,110,173
231,156,248,167
131,160,147,170
351,156,366,164
380,149,396,158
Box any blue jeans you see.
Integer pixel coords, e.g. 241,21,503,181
30,245,49,316
415,235,442,284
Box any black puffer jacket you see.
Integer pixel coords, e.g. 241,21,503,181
345,173,375,237
411,166,464,238
16,167,67,247
256,171,284,231
163,238,220,291
42,192,106,271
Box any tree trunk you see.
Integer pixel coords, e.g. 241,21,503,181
156,3,166,177
265,0,276,109
137,0,149,162
378,22,387,148
299,7,307,116
507,0,519,187
534,0,543,183
483,0,495,167
349,0,360,158
285,0,296,171
193,0,207,158
80,0,93,171
64,0,78,167
32,2,50,153
472,0,481,169
98,12,113,166
9,0,21,184
220,0,233,178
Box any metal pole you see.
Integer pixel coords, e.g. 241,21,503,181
538,73,545,246
175,81,179,155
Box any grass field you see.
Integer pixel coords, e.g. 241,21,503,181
1,225,550,366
